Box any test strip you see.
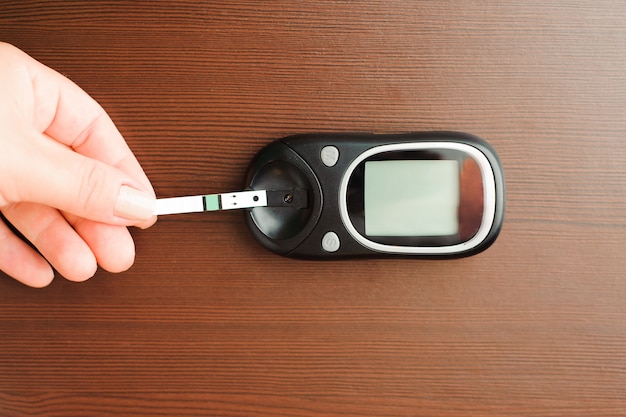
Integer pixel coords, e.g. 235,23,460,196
154,190,268,216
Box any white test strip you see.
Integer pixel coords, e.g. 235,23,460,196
154,195,205,216
220,191,267,210
154,190,268,216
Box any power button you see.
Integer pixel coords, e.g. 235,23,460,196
322,231,340,252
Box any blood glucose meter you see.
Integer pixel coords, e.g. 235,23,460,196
243,131,505,258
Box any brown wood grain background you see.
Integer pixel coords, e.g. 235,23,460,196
1,1,626,416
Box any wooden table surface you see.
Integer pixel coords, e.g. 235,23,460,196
1,1,626,416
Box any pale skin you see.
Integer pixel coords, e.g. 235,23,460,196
0,42,157,288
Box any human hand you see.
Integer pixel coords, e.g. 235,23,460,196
0,42,157,287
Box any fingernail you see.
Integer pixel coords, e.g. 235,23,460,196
114,185,156,221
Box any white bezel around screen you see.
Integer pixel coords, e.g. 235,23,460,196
338,142,497,255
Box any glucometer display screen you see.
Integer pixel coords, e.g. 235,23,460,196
345,148,484,247
364,160,460,237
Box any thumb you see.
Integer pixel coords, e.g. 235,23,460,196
11,133,156,226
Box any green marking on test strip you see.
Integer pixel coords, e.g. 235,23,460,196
204,194,220,211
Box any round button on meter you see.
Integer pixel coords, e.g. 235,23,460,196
320,146,340,167
322,232,340,252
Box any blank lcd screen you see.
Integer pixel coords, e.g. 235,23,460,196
364,160,460,236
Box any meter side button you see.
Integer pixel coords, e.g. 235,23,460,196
322,231,341,252
320,146,340,167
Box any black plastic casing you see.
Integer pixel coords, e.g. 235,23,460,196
244,132,505,259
